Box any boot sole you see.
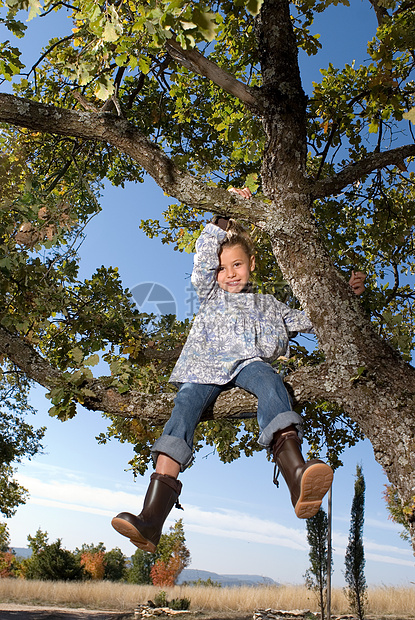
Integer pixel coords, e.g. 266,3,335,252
295,462,333,519
111,517,156,553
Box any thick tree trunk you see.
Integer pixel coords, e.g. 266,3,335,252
256,0,415,547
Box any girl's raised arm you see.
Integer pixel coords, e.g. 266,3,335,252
191,223,227,301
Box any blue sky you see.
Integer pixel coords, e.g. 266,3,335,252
2,0,415,588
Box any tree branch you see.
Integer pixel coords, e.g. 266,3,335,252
0,93,268,222
312,144,415,198
368,0,390,25
0,322,257,423
165,39,260,111
0,322,346,426
0,325,62,389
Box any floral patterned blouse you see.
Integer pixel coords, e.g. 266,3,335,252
169,223,314,385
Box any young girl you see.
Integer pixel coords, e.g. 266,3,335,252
112,191,365,553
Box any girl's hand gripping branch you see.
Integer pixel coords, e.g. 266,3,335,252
348,270,366,296
228,186,252,199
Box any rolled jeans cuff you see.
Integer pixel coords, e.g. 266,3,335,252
151,435,193,472
258,410,304,448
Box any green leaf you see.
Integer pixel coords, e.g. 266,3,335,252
191,9,217,42
138,56,151,74
94,79,115,100
70,347,84,364
27,0,43,22
245,0,264,16
81,387,98,398
180,20,197,31
350,366,367,382
84,353,99,366
368,120,379,133
244,173,259,193
102,22,119,43
115,53,128,67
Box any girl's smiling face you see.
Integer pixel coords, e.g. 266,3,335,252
216,244,255,293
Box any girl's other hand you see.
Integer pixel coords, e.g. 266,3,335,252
349,270,366,295
228,187,252,199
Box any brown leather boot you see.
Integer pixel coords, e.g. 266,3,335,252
272,427,333,519
111,473,182,553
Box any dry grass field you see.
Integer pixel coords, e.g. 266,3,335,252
0,580,414,617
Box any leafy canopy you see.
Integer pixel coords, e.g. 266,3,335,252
0,0,415,473
0,366,45,516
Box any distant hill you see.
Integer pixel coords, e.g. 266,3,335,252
12,547,31,559
177,568,278,587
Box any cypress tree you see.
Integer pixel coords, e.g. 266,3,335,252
344,464,367,620
304,508,329,620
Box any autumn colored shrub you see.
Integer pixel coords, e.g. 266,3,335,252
151,559,177,587
81,551,106,580
0,550,20,578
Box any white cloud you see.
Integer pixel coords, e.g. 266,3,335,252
364,538,413,558
333,514,401,532
182,505,308,551
365,552,414,567
331,530,413,568
27,497,114,517
365,516,402,531
16,473,145,513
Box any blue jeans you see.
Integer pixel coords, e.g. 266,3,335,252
151,361,303,471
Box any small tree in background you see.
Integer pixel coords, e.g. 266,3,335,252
80,550,106,580
344,464,367,620
27,528,49,555
0,375,45,518
75,542,107,580
104,547,128,581
0,522,21,578
125,519,191,586
0,551,17,578
304,508,330,620
22,527,49,578
25,533,84,581
0,523,10,553
128,547,156,584
153,520,191,586
150,557,178,587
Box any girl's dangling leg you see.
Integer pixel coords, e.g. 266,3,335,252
112,382,222,551
156,453,181,478
234,361,333,519
111,454,183,553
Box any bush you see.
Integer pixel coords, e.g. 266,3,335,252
183,577,221,587
152,590,191,610
154,590,168,607
169,598,191,610
0,550,21,578
25,540,84,581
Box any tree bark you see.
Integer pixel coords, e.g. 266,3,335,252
165,40,260,109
